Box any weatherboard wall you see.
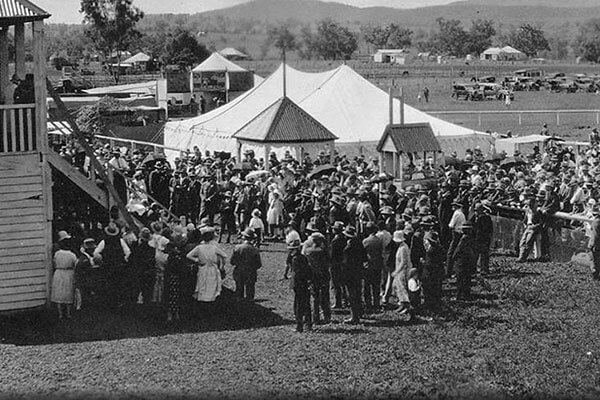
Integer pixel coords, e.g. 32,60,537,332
0,152,51,311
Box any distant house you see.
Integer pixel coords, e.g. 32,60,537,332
373,49,410,64
481,46,525,61
123,52,151,70
219,47,250,61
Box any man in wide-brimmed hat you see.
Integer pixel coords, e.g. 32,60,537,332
472,203,493,274
94,223,131,308
341,225,367,324
446,200,466,277
330,221,347,309
362,221,384,312
231,228,262,301
286,237,313,332
451,222,476,301
517,197,542,263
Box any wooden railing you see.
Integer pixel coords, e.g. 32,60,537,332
0,104,36,153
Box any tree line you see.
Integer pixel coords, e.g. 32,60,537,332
45,0,600,83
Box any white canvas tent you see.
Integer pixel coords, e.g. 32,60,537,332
164,64,493,160
192,52,248,73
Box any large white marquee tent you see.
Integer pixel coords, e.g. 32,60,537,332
164,64,493,160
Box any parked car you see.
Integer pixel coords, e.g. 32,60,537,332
452,83,483,101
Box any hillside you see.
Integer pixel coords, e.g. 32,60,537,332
461,0,600,8
194,0,600,30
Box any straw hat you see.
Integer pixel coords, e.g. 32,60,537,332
332,221,345,232
286,238,302,249
252,209,262,218
57,230,71,242
343,225,357,238
241,228,257,240
380,206,394,215
392,230,405,243
104,223,120,237
82,238,96,249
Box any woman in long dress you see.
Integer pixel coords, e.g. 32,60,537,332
51,232,78,319
266,190,284,239
391,230,412,314
186,227,227,302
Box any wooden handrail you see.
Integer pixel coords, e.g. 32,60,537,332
0,103,35,110
46,79,139,234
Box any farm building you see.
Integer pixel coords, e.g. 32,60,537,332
164,63,492,160
219,47,250,61
123,52,151,71
481,46,526,61
373,49,410,64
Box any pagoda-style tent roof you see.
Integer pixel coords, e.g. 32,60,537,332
376,123,441,153
219,47,249,59
192,52,247,73
233,96,337,143
0,0,50,24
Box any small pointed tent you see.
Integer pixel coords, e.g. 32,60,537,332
192,52,247,73
233,96,337,166
219,47,249,60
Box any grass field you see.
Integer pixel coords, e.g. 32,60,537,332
2,243,600,399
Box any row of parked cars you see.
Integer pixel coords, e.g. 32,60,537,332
452,69,600,101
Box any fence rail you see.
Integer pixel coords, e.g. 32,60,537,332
428,109,600,127
0,104,36,153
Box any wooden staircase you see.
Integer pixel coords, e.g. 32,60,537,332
46,150,109,209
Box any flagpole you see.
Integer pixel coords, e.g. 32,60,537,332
283,47,287,98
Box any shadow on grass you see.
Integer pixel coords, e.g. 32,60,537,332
0,288,291,346
485,268,541,280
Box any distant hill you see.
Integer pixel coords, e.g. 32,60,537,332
196,0,600,29
460,0,600,8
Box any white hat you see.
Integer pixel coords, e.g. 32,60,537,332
392,230,405,243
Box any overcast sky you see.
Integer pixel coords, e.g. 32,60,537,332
35,0,458,24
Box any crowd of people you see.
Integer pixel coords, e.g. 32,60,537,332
49,126,600,329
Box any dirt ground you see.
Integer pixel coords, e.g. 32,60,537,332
2,242,600,400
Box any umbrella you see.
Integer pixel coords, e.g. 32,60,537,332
142,152,166,165
307,164,336,180
500,157,527,169
246,170,270,180
369,172,393,184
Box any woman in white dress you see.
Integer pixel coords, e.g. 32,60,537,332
51,231,78,319
149,222,170,304
266,190,284,239
391,230,412,314
186,227,227,302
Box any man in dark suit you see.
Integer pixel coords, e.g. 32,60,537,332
517,198,543,262
342,225,367,324
287,238,313,332
472,202,493,274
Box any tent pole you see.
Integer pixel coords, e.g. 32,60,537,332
399,87,405,125
283,48,287,98
388,87,393,126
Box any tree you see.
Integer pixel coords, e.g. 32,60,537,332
510,24,549,57
463,19,496,56
76,96,127,137
303,19,358,60
165,29,210,70
426,18,469,57
575,18,600,63
80,0,144,84
362,23,412,51
265,24,298,60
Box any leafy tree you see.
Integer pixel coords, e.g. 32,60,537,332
80,0,144,83
575,18,600,63
362,24,390,50
426,18,469,57
509,24,550,57
362,23,412,50
463,19,496,55
265,24,298,59
304,19,358,60
165,29,210,70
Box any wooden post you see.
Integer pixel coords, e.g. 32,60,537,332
478,113,482,127
33,20,53,307
556,112,560,126
14,23,25,80
237,140,242,163
392,151,397,178
329,141,335,164
0,27,9,104
398,152,404,182
264,144,270,170
519,113,522,125
388,87,393,125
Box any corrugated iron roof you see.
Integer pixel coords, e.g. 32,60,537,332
376,123,441,153
233,97,337,143
0,0,50,21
